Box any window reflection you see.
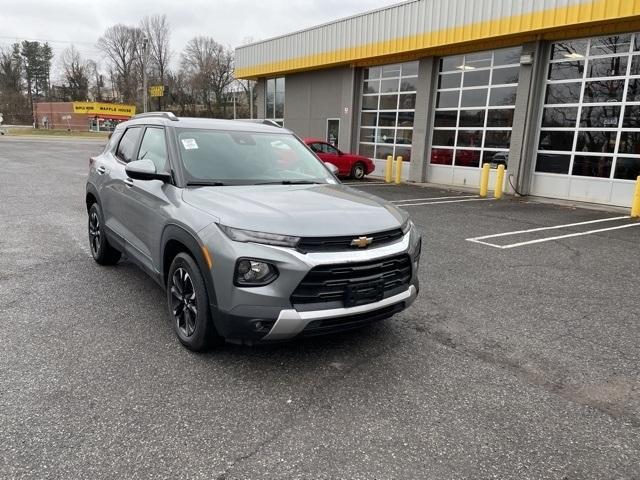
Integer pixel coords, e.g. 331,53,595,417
618,132,640,155
485,131,511,149
551,40,588,60
430,148,454,165
454,149,481,167
572,155,613,177
576,131,617,153
614,157,640,180
545,83,582,104
583,80,624,103
542,107,578,128
589,34,632,56
586,56,628,78
456,130,483,148
536,153,571,174
539,131,575,151
487,109,514,127
579,105,621,128
459,109,485,127
623,105,640,128
434,111,457,127
548,61,584,80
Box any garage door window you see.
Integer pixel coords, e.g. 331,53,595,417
535,33,640,181
431,47,521,168
358,61,418,162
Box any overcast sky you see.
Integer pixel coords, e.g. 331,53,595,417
0,0,400,73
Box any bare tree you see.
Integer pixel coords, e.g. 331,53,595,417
211,44,234,116
181,36,234,116
97,24,142,103
86,59,105,101
141,14,172,109
59,45,90,100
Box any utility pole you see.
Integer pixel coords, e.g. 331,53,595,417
142,36,149,113
249,81,253,119
233,91,237,120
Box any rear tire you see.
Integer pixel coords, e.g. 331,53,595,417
167,252,221,351
351,162,366,180
88,203,121,265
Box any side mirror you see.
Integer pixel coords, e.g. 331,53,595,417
125,159,171,182
324,162,339,175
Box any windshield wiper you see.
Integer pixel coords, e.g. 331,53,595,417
254,180,324,185
186,181,226,187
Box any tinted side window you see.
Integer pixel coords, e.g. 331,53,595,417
138,127,168,172
322,143,339,154
309,143,322,153
116,127,142,163
104,129,123,153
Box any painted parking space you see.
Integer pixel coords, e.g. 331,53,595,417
467,215,640,249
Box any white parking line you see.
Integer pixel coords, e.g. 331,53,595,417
466,216,639,249
343,182,390,185
391,195,477,203
395,198,491,207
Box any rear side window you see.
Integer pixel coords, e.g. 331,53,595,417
104,129,123,153
116,127,142,163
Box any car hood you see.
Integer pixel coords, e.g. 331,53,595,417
182,183,406,236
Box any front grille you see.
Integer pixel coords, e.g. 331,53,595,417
297,228,403,253
290,254,411,308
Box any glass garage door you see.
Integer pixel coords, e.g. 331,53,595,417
532,33,640,206
358,62,418,174
428,47,522,187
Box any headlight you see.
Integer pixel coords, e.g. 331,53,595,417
219,224,300,248
234,259,278,286
401,219,414,235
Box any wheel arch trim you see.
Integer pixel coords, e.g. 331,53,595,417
160,224,218,307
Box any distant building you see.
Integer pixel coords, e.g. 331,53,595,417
33,102,136,131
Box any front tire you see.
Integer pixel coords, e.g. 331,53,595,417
167,252,220,351
88,203,121,265
351,162,366,180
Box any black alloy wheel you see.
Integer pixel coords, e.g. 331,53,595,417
88,203,121,265
89,211,101,256
170,268,198,338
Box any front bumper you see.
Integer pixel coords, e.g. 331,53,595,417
198,223,421,343
262,284,417,341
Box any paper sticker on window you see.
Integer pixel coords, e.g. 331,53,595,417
181,138,198,150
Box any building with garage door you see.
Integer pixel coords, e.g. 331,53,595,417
235,0,640,207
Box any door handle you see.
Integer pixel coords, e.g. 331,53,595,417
124,178,134,188
97,165,107,175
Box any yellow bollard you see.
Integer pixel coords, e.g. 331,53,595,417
494,164,506,199
631,175,640,218
479,163,490,198
394,156,403,184
385,155,393,183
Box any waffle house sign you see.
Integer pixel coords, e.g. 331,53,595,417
73,102,136,119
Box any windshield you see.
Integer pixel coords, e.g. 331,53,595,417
176,129,333,185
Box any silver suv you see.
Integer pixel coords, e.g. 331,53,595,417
86,113,421,350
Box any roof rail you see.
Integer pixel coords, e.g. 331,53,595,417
236,119,283,128
132,111,179,121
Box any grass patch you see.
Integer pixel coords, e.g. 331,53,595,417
5,128,109,139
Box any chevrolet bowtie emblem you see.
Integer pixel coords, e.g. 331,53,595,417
351,236,373,248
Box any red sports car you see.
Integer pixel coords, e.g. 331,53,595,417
303,138,375,180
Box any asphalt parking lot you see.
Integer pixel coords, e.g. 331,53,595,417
1,137,639,479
